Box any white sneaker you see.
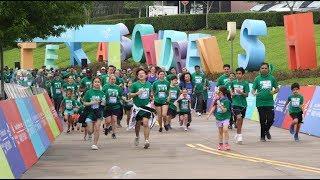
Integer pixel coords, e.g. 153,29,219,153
197,112,202,116
126,126,130,131
234,134,239,143
237,134,243,144
134,137,139,146
144,140,150,149
91,144,99,150
184,128,188,131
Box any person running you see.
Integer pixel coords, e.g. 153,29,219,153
62,75,78,98
83,77,106,150
207,86,232,151
252,62,279,142
175,88,191,131
230,67,250,144
284,83,304,142
123,79,134,130
166,67,177,82
216,64,231,88
80,68,93,93
50,72,64,113
167,75,180,129
59,89,78,133
179,72,194,126
191,65,206,117
129,68,153,149
226,72,236,129
147,66,158,84
102,74,124,139
152,70,170,132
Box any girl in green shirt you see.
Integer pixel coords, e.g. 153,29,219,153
83,77,106,150
175,89,191,131
207,86,232,151
59,89,78,134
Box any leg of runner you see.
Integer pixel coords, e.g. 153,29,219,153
111,115,117,139
295,119,301,141
217,126,223,150
65,114,70,133
265,106,274,140
183,114,188,131
257,107,267,141
162,105,169,131
142,117,150,149
155,106,163,132
105,116,112,136
134,120,141,146
126,109,132,130
223,121,230,150
92,119,101,150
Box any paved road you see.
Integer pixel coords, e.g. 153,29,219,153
22,115,320,179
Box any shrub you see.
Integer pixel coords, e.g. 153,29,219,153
92,14,131,22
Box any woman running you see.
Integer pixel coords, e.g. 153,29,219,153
147,66,158,84
167,75,180,129
123,79,134,130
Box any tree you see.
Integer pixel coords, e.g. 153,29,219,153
0,1,86,99
203,1,214,29
285,1,296,14
124,1,154,18
83,1,94,24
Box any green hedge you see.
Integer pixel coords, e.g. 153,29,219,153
93,11,320,33
92,14,132,22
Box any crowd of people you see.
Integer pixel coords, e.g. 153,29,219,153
1,62,305,151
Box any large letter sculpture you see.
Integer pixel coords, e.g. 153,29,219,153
197,36,224,74
121,36,132,61
186,33,211,74
96,42,108,62
142,33,158,65
17,43,37,70
65,42,89,67
44,44,59,69
284,12,317,70
132,24,155,63
238,19,267,71
227,22,236,41
159,30,187,71
154,40,163,64
173,41,188,73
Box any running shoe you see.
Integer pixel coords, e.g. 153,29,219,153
67,130,70,133
294,133,299,142
289,124,295,135
228,124,232,130
169,124,173,129
159,127,163,132
234,134,239,143
217,143,223,150
164,124,169,131
223,144,231,151
104,127,109,136
91,144,99,150
184,128,188,131
134,137,139,146
237,134,243,144
265,131,272,140
186,122,190,128
112,133,116,139
260,137,266,142
196,112,202,116
72,126,75,131
144,140,150,149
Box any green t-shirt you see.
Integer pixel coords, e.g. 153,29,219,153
50,79,63,99
288,94,304,114
80,77,92,91
62,97,77,110
76,100,84,113
178,98,191,113
102,83,123,110
252,74,278,107
216,74,230,88
166,74,176,82
192,72,206,93
152,79,170,104
130,81,152,107
63,83,78,95
168,86,180,110
231,80,250,108
83,88,106,110
214,97,231,121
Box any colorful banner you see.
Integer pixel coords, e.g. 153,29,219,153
0,101,38,169
36,94,60,138
273,86,291,127
15,98,46,158
30,96,55,142
0,108,26,178
300,86,320,136
43,93,63,133
0,147,14,178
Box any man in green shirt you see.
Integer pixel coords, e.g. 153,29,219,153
191,65,206,116
252,62,279,142
216,64,231,88
80,68,93,93
284,83,304,141
231,67,250,144
50,73,64,112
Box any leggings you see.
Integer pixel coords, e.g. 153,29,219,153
257,106,275,138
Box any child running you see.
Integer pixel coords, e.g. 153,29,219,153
59,89,78,133
167,75,180,128
175,88,191,131
284,83,304,142
207,86,232,151
123,80,134,130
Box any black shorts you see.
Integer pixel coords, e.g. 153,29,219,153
167,108,177,119
124,105,133,111
104,108,122,118
154,101,168,107
136,110,152,121
232,106,247,119
290,111,303,124
179,111,190,116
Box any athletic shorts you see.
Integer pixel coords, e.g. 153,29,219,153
85,109,103,123
123,105,133,111
64,109,74,116
167,108,177,119
154,101,168,107
216,119,230,128
232,106,247,119
136,109,152,121
290,111,303,124
104,108,122,118
179,111,190,116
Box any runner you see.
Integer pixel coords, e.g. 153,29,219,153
62,75,78,98
284,83,304,142
129,68,153,149
80,68,93,93
175,88,191,131
123,79,134,130
167,75,180,129
252,62,279,142
207,86,232,151
191,65,206,117
82,77,106,150
226,72,236,129
166,67,177,82
179,72,193,126
50,71,64,112
147,66,158,84
152,70,170,132
59,89,78,133
230,67,250,144
102,74,124,139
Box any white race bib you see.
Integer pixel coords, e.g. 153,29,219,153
170,91,177,99
109,97,117,104
261,80,272,89
291,98,300,107
66,102,73,109
56,89,61,94
91,103,99,109
139,90,149,99
159,92,166,98
234,85,244,95
195,77,202,84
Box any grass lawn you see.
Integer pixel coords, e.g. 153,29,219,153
3,25,320,79
278,77,320,86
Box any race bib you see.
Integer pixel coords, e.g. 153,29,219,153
181,103,188,110
27,82,32,86
234,85,244,95
261,80,271,90
66,102,73,109
291,98,300,107
91,103,99,109
139,90,149,99
170,91,177,99
195,77,202,84
187,89,192,95
159,92,166,98
127,100,133,106
109,97,117,104
56,89,61,94
217,107,222,113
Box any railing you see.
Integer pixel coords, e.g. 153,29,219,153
3,82,47,100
